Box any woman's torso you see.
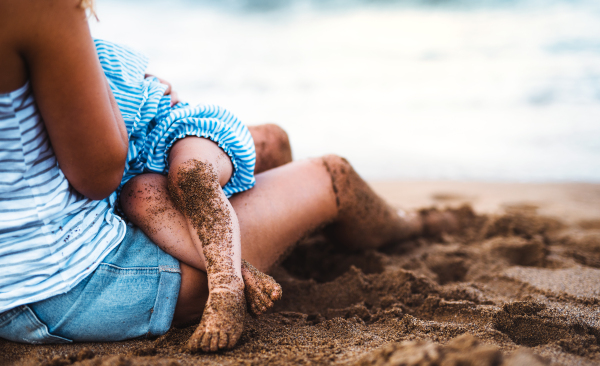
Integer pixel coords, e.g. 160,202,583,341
0,82,126,313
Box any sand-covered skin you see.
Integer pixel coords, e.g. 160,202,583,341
241,260,283,317
3,183,600,366
168,159,246,352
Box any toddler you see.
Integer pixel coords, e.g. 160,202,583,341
96,39,282,352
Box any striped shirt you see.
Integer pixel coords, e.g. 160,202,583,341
0,82,126,313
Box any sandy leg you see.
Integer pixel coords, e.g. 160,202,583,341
320,155,464,249
167,159,246,352
321,155,422,250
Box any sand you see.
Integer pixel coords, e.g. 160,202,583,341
2,181,599,366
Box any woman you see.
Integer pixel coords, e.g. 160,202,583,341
0,0,446,352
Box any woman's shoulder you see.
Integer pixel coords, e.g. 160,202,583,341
0,0,89,93
0,1,30,93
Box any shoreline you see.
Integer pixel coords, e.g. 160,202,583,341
370,180,600,224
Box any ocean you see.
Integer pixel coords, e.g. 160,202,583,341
90,0,600,182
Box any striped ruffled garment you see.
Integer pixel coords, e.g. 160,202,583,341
95,39,256,197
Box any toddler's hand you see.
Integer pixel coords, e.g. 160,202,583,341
144,73,181,106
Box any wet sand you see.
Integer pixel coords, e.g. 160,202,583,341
3,181,600,366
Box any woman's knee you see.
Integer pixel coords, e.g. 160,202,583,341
265,123,292,159
318,154,365,213
320,154,354,182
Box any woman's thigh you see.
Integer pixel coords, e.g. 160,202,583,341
232,158,337,271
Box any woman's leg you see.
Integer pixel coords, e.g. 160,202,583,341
232,155,419,268
173,155,420,317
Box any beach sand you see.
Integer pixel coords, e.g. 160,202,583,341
2,181,599,366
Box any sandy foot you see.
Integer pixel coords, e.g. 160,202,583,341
242,260,283,317
187,286,246,353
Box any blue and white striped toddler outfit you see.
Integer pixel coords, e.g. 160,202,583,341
95,39,256,197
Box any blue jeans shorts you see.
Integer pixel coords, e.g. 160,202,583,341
0,225,181,344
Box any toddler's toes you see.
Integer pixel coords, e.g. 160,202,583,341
227,331,238,349
186,330,203,353
262,296,274,310
257,276,281,302
219,331,229,349
209,333,219,352
251,291,274,316
270,284,282,301
249,298,263,317
201,332,213,353
249,302,260,316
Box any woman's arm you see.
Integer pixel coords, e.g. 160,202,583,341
19,0,128,200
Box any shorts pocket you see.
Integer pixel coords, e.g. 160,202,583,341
0,305,72,344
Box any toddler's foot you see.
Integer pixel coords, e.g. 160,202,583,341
187,283,246,353
241,260,282,317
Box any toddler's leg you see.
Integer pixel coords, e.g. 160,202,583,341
122,136,272,352
167,151,244,353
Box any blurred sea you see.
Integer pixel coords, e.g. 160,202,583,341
90,0,600,182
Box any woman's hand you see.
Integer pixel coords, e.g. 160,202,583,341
145,73,181,106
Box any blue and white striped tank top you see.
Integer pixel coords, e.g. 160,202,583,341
0,83,126,313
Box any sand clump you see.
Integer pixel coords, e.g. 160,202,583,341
356,334,547,366
3,204,600,366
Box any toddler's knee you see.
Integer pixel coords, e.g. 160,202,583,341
168,159,220,185
167,159,222,207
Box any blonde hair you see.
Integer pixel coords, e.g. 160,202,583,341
79,0,98,20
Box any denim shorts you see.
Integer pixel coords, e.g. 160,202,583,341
0,225,181,344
